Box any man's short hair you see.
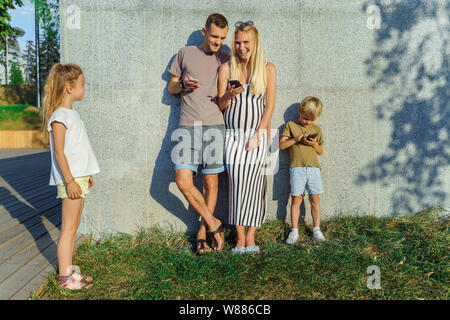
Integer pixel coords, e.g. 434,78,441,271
205,13,228,30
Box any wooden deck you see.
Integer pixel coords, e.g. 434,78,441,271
0,149,86,300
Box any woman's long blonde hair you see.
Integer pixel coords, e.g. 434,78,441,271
41,63,83,144
230,24,267,96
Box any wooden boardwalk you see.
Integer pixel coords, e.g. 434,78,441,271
0,149,86,300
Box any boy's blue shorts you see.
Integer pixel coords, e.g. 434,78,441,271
290,167,324,196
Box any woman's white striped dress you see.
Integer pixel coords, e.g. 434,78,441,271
224,83,267,227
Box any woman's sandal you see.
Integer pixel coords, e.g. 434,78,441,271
57,274,92,290
209,219,225,251
196,239,212,255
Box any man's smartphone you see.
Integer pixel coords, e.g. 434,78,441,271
306,133,318,140
229,80,243,88
189,77,199,83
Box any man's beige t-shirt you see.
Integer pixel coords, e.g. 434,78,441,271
281,120,324,168
168,45,229,126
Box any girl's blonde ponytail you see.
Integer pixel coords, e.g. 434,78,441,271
41,63,83,144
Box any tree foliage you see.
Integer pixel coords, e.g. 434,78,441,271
9,61,24,84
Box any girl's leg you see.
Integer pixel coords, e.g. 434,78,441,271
309,194,321,228
57,198,83,277
245,226,257,247
235,225,246,248
70,198,85,254
290,195,303,229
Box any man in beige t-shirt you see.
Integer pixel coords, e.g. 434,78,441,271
167,13,229,253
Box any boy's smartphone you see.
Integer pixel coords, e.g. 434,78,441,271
306,133,318,140
229,80,243,88
188,77,199,83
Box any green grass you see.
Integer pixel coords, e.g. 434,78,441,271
35,206,449,300
0,104,41,130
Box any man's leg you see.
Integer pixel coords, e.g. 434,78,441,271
175,169,223,250
200,173,220,250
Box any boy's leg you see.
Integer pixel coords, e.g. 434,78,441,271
58,198,83,277
175,169,223,250
304,167,324,229
290,195,303,229
309,194,321,228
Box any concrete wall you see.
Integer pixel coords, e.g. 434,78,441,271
59,0,450,236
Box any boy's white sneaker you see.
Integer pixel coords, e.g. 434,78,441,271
286,229,299,244
313,228,326,242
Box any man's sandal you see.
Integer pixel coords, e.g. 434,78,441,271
196,239,212,255
57,275,92,290
209,219,225,251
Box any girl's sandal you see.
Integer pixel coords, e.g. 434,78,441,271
58,275,92,290
71,271,93,283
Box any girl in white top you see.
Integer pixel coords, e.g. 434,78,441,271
42,63,99,290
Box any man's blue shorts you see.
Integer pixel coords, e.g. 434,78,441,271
290,166,324,196
173,124,226,175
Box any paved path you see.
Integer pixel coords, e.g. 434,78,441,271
0,149,86,300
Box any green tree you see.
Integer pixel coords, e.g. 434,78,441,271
32,0,60,90
0,0,24,84
24,40,35,84
9,61,24,84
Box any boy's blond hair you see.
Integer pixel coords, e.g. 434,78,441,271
298,96,323,119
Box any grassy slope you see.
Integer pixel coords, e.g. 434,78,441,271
0,105,41,130
35,207,449,300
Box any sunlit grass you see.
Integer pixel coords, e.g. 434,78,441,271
35,206,449,300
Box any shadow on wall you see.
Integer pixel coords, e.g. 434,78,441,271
150,30,230,235
357,1,449,214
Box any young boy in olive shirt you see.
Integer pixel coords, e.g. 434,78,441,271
280,96,326,243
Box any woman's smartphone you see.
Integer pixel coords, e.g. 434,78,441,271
229,80,243,88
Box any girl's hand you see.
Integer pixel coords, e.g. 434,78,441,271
67,181,82,199
246,131,260,151
88,176,94,188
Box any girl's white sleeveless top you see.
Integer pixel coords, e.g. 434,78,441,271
47,107,100,185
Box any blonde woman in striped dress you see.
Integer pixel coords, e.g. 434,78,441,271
218,21,276,254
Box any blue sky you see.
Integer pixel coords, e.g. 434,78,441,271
8,1,36,53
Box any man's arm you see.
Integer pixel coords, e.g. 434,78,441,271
168,75,200,95
168,75,183,95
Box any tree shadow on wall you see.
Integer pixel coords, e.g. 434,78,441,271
357,1,449,214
